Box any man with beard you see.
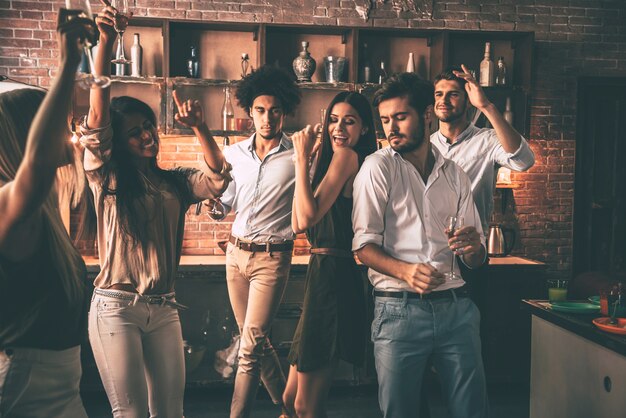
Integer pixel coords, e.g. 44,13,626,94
215,65,301,418
431,65,535,232
352,73,489,418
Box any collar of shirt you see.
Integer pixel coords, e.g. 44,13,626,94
433,122,480,150
245,132,293,160
388,144,449,188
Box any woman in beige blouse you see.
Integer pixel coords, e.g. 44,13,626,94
80,6,230,418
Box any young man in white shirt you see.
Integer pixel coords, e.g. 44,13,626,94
352,73,489,418
431,65,535,232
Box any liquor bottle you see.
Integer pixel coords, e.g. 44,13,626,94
406,52,416,73
187,46,199,78
222,86,235,131
115,40,126,76
378,61,387,84
495,56,507,86
130,33,142,77
503,97,514,125
361,43,372,83
479,42,494,87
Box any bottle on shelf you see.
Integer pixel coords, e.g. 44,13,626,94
503,97,514,125
378,61,387,84
187,46,199,78
361,43,372,83
495,56,507,86
130,33,142,77
115,40,126,76
221,86,235,131
479,42,494,87
406,52,416,73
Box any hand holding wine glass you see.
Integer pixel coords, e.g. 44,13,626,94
444,215,464,281
64,0,111,88
207,199,226,221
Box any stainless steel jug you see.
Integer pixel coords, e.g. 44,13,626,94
487,224,516,257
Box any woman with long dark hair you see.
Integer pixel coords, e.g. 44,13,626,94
282,91,377,417
81,6,230,417
0,14,92,417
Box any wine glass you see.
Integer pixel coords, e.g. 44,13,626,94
444,215,464,281
64,0,111,89
111,0,132,65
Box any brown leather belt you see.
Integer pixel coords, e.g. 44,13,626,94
229,235,293,253
374,286,469,300
310,247,353,258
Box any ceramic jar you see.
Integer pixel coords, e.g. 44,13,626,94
293,41,316,82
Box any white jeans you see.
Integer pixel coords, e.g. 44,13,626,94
88,290,185,418
0,346,87,418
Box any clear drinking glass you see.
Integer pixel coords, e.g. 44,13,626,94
111,0,132,65
64,0,111,89
207,199,226,221
444,215,464,281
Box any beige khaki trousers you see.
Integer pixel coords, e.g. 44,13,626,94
226,242,292,418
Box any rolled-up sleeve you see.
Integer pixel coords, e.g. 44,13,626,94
492,133,535,172
178,160,232,204
352,154,390,252
79,123,113,182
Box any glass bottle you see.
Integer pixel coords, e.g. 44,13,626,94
406,52,416,73
479,42,494,87
378,61,387,84
115,40,126,76
187,46,199,78
503,97,514,125
130,33,142,77
361,43,372,83
495,56,507,86
221,86,235,131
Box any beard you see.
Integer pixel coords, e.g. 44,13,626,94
435,100,467,123
389,122,425,154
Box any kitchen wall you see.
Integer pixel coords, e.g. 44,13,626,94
1,0,625,279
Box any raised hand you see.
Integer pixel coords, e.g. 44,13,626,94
94,5,117,44
292,123,320,163
173,90,204,128
453,63,491,110
56,11,95,67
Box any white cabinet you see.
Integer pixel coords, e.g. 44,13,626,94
530,316,626,418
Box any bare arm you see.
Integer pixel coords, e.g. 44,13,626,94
0,15,92,243
356,244,444,294
455,64,522,153
173,90,226,172
87,5,117,128
291,124,358,233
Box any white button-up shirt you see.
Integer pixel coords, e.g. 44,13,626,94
352,146,484,292
221,133,295,242
431,123,535,232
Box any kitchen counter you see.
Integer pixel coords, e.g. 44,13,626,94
522,299,626,357
523,300,626,417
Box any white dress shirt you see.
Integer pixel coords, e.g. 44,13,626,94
221,133,296,243
352,146,485,292
431,123,534,232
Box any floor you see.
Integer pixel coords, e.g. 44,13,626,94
82,382,530,417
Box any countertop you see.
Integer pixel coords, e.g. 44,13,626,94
84,254,544,272
522,300,626,357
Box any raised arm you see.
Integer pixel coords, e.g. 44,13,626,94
291,124,358,233
87,4,118,128
455,64,523,154
0,14,93,242
173,90,226,173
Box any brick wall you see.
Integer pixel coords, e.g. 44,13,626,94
2,0,626,278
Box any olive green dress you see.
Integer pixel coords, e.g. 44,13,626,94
288,196,367,371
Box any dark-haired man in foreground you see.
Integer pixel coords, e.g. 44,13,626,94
352,73,489,418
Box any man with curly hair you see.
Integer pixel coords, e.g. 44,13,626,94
216,65,301,418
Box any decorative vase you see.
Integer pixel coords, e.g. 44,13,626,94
292,41,316,82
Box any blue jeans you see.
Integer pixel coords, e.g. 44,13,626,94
372,293,488,418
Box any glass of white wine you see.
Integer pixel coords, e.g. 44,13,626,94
444,215,464,282
64,0,111,89
110,0,132,65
